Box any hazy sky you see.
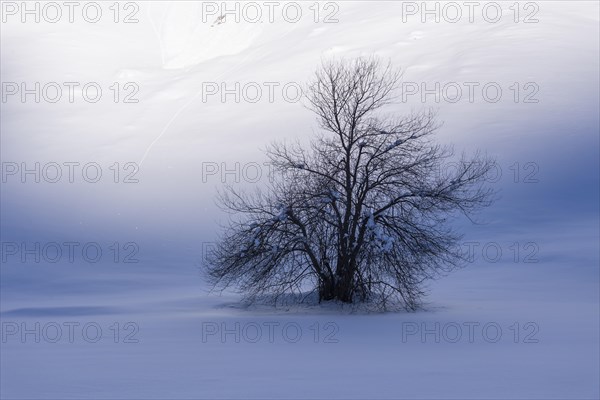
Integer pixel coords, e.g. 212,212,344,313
1,1,598,262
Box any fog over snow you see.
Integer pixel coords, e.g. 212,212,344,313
1,1,599,399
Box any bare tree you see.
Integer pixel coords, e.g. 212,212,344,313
207,57,495,310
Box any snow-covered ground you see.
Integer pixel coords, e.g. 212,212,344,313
1,1,598,398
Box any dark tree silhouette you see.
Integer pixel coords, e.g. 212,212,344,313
207,57,495,310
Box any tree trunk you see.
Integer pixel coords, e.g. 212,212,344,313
318,257,355,303
319,277,335,301
336,265,354,303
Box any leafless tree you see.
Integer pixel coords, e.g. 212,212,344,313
207,57,495,311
